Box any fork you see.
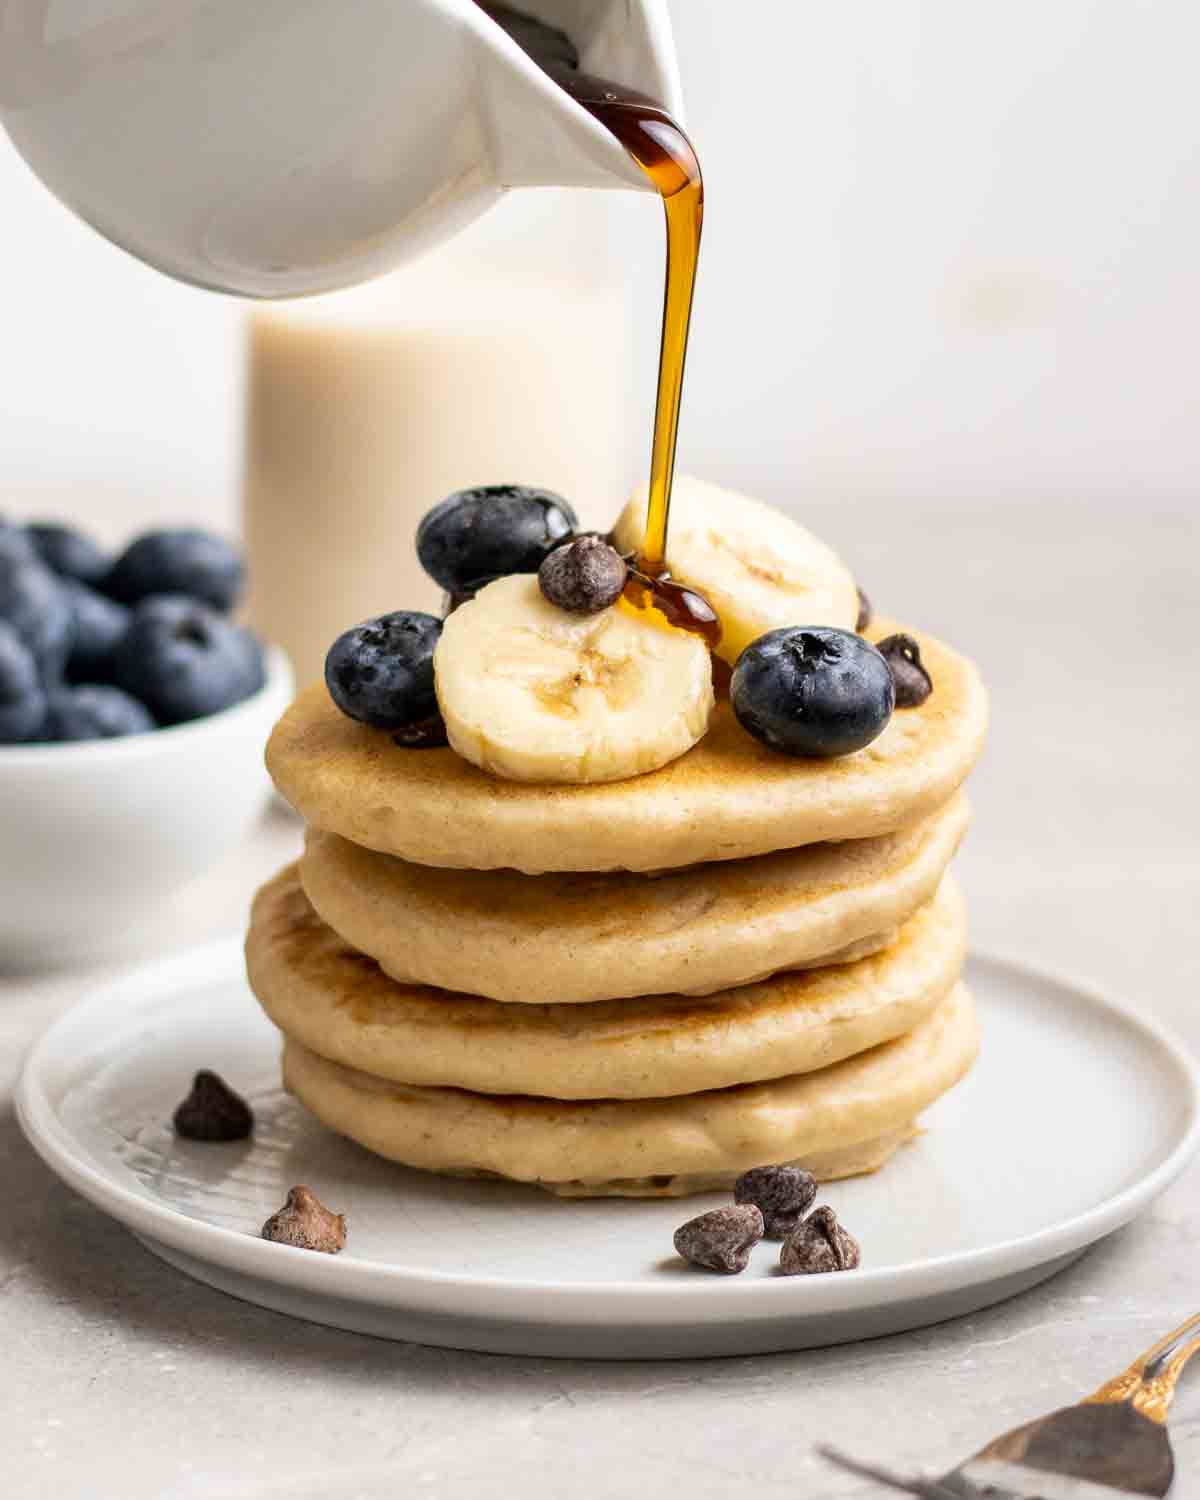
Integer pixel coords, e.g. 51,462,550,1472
818,1312,1200,1498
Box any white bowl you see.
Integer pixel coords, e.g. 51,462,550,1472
0,648,293,969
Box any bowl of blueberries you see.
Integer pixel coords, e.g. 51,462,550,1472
0,517,292,966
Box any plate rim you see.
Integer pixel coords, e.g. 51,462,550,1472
16,939,1200,1325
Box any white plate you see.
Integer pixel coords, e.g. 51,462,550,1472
17,946,1200,1359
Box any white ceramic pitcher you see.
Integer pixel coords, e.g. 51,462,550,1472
0,0,681,297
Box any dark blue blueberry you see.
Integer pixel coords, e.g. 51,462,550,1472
107,528,244,612
111,594,265,725
731,626,894,758
0,620,46,743
0,553,74,681
62,579,131,681
0,523,37,566
43,684,155,741
416,485,577,595
27,522,110,586
325,611,442,732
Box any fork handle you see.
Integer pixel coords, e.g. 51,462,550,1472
815,1444,964,1498
1085,1312,1200,1423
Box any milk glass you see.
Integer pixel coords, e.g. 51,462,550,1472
242,194,635,687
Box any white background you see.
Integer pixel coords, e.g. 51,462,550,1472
0,0,1197,535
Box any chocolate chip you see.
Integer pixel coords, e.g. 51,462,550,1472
441,589,475,617
855,587,872,633
779,1205,861,1275
172,1070,253,1142
734,1164,818,1240
673,1204,764,1274
876,632,933,708
392,712,449,748
539,535,627,615
261,1186,346,1254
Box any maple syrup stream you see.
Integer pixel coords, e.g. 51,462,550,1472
479,4,716,646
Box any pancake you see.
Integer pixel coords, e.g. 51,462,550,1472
267,619,987,873
300,794,967,1003
248,865,966,1098
280,982,978,1196
534,1128,919,1197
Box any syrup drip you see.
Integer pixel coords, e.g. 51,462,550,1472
623,566,721,651
478,4,718,645
557,75,703,579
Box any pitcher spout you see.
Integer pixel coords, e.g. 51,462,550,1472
471,0,684,191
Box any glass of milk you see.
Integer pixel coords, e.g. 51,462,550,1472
242,191,636,688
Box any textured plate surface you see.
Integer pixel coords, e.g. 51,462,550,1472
17,945,1200,1359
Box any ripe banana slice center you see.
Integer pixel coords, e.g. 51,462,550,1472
435,576,714,785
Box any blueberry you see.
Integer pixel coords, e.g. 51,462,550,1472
731,626,894,758
325,611,442,731
0,620,46,742
416,485,577,595
43,684,155,741
0,523,37,566
62,579,131,681
27,522,110,586
112,594,265,725
0,554,74,681
107,528,244,612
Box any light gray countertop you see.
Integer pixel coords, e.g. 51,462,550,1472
3,497,1198,1499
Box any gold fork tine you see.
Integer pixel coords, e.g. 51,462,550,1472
820,1317,1200,1496
1085,1312,1200,1424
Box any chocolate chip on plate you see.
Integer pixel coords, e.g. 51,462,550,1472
855,586,872,633
673,1204,764,1275
172,1070,253,1142
734,1164,818,1240
876,632,933,708
779,1205,861,1276
261,1186,347,1254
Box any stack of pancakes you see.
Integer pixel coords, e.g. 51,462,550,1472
250,617,988,1197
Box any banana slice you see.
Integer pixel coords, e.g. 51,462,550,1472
435,575,714,784
612,475,860,664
